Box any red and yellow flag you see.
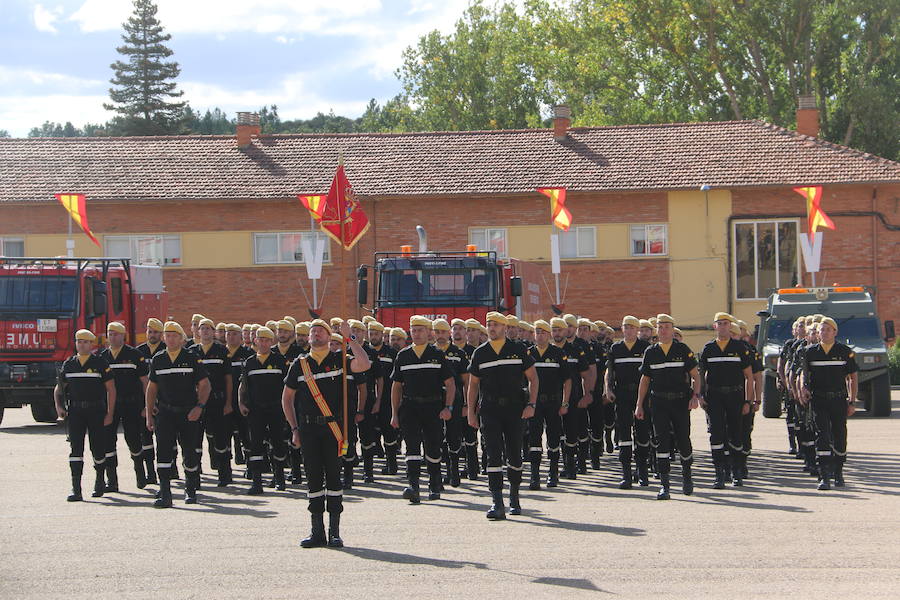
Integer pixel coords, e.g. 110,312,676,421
55,193,100,247
306,164,370,250
298,194,326,220
537,187,572,231
793,186,835,238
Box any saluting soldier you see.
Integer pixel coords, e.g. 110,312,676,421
467,312,538,520
801,317,858,490
605,316,652,488
238,326,288,494
145,321,211,508
526,319,570,489
191,318,234,486
282,319,371,548
433,318,469,488
635,314,701,500
54,329,116,501
698,313,754,488
100,321,149,491
391,316,455,503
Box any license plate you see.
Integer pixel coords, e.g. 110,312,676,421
37,319,57,333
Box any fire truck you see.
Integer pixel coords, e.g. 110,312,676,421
0,257,167,425
357,228,545,328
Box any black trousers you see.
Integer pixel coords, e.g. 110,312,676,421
67,406,106,477
650,394,692,474
105,397,144,467
154,407,201,479
562,400,589,449
614,387,650,464
705,389,745,466
444,401,465,455
528,398,562,455
202,392,232,467
247,403,288,473
587,392,615,443
811,394,848,464
301,423,342,514
399,400,444,464
378,399,400,453
357,393,380,457
480,399,524,491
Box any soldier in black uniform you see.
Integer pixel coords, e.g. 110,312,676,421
791,316,819,475
238,326,288,494
801,317,858,490
391,316,455,503
527,319,570,489
552,316,591,479
461,318,482,478
777,318,805,455
368,321,400,475
100,321,149,491
271,319,303,484
636,314,701,500
605,316,652,488
283,319,371,548
467,312,538,520
54,329,116,501
135,318,165,484
329,329,370,490
581,319,609,467
296,322,311,353
225,323,254,467
564,315,596,475
698,313,754,488
432,318,469,488
145,321,211,508
348,319,381,485
191,318,234,486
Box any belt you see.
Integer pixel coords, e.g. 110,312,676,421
812,391,847,399
481,395,521,407
537,393,561,404
300,414,337,424
708,385,744,394
651,391,687,400
157,402,193,413
405,395,442,404
67,399,105,409
616,383,639,391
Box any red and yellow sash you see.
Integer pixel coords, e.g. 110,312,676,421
298,357,346,456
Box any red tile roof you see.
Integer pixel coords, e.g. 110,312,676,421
2,120,898,202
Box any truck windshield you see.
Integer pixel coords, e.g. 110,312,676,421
0,276,78,315
834,317,881,343
765,319,794,345
378,266,496,306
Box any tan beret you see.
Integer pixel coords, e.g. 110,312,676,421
283,316,297,327
309,319,333,335
714,312,736,323
191,314,205,323
656,314,675,325
242,323,253,331
730,323,741,336
106,321,126,334
410,315,432,328
362,315,376,324
391,327,407,339
589,322,600,333
520,322,535,333
330,317,344,327
639,319,652,328
563,313,577,326
198,318,215,329
820,317,838,332
164,321,186,336
75,329,96,342
451,318,466,327
432,318,451,331
226,323,241,332
622,315,640,328
265,320,278,330
737,320,748,331
550,317,568,329
534,319,552,334
505,315,520,327
347,319,366,330
146,318,164,332
464,318,481,330
367,321,385,332
331,333,344,342
486,312,507,325
255,326,275,340
577,318,593,328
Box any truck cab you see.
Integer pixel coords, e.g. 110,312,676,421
757,286,892,418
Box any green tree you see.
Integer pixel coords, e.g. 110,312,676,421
0,129,9,137
104,0,185,135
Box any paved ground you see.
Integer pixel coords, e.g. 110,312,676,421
2,393,899,599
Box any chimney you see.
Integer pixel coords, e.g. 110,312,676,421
552,104,571,141
796,94,819,138
236,111,261,148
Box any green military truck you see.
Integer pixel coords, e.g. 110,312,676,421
757,286,893,418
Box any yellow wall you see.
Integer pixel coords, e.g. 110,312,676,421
500,224,653,262
25,234,98,257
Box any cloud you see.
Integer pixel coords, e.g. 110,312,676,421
0,93,110,136
33,3,63,34
0,66,103,92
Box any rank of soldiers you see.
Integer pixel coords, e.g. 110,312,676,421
55,309,858,546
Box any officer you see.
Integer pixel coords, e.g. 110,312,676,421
467,312,538,520
635,314,701,500
283,319,371,548
145,321,211,508
100,321,149,491
54,329,116,501
433,318,469,488
391,316,455,503
191,318,234,486
225,323,254,467
554,316,592,479
527,319,570,489
605,316,652,488
698,313,754,488
135,317,165,484
368,321,400,475
801,317,858,490
238,326,289,494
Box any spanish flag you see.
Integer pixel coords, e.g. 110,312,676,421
537,187,573,231
793,186,835,238
298,194,326,220
55,193,100,247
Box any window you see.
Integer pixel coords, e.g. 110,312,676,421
105,235,181,266
1,237,24,257
469,228,507,258
253,231,330,264
733,219,799,299
630,224,667,256
559,226,596,258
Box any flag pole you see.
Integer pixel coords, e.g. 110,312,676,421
66,209,74,258
338,153,349,457
551,213,561,305
310,212,318,308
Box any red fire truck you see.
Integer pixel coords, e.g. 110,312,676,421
357,239,546,328
0,257,167,425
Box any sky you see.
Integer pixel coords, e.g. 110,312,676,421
0,0,473,136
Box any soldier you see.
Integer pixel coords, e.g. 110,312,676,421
464,319,482,348
225,323,254,467
241,323,254,349
135,318,165,484
390,327,408,351
369,321,400,475
580,319,610,467
238,326,289,494
349,319,380,484
777,319,804,455
638,319,654,343
557,315,593,478
801,317,858,490
467,312,538,520
215,322,227,345
791,316,820,475
737,320,763,479
100,321,150,491
635,314,701,500
698,313,754,488
283,319,371,548
186,313,204,348
433,318,469,488
54,329,116,501
332,324,370,490
519,320,535,346
145,321,211,508
391,316,455,502
273,319,304,484
605,316,652,488
296,322,311,354
459,319,482,478
191,318,234,486
527,319,570,489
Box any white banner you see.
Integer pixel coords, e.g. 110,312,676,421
799,232,823,273
301,237,326,280
550,233,561,274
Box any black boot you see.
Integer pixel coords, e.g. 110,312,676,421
546,451,559,488
508,469,522,515
185,471,199,504
154,478,173,508
363,453,375,483
386,448,399,475
636,451,650,487
67,475,83,502
712,463,726,489
427,462,442,500
787,425,797,455
590,440,602,469
402,461,421,504
731,454,744,487
133,457,147,489
681,460,694,496
529,453,541,490
562,446,577,479
234,437,245,465
91,465,105,498
144,454,157,485
577,441,588,474
657,472,671,500
465,445,479,480
301,513,327,548
217,460,233,487
248,470,264,495
605,428,615,454
619,463,633,490
328,512,344,548
817,456,832,491
342,461,354,490
273,465,286,491
833,459,845,487
441,446,451,485
104,461,118,493
486,472,506,520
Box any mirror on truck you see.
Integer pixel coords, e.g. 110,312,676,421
885,320,895,341
509,276,522,297
357,278,368,306
92,280,108,317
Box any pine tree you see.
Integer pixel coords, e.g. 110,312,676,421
104,0,185,135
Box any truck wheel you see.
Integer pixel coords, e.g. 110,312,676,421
762,375,782,418
30,396,59,424
870,373,892,417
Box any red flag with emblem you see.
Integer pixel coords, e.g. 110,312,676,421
55,193,100,246
315,164,370,250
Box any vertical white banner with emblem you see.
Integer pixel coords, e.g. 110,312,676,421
799,232,823,273
302,236,326,280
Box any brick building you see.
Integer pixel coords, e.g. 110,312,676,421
2,109,899,348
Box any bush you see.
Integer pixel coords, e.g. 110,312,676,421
889,343,900,385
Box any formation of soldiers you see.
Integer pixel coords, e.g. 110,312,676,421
55,308,859,546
